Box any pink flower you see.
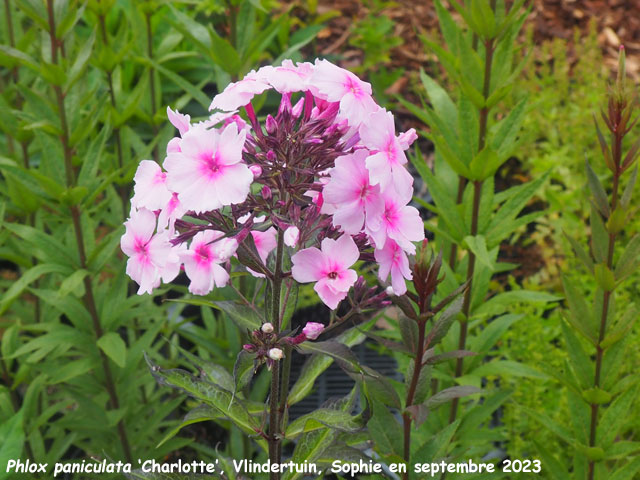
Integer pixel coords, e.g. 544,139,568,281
157,192,186,234
284,226,300,247
360,109,413,193
131,160,172,212
164,123,252,214
209,70,271,111
167,107,191,136
257,60,314,93
398,128,418,150
321,149,384,234
302,322,324,340
246,227,277,278
120,208,172,295
180,230,237,295
291,235,360,309
368,194,425,254
252,228,277,264
374,240,412,295
309,59,377,126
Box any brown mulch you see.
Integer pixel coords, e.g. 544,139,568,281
305,0,640,81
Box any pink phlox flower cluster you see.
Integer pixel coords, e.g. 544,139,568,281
122,58,424,305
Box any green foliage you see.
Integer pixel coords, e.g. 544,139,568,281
0,0,323,475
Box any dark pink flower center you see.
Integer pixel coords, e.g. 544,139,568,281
201,151,224,178
327,271,338,279
195,244,211,264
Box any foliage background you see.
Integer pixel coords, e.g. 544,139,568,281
1,0,639,479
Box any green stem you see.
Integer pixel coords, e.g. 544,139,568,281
449,35,495,424
587,164,621,480
268,230,285,480
46,0,132,462
402,316,428,480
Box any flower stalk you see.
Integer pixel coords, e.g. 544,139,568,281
45,0,133,463
449,34,496,424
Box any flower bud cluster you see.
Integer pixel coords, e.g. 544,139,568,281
121,59,424,308
243,322,325,369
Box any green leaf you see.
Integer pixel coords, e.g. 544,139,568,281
561,321,592,389
146,355,263,440
472,360,549,380
464,234,495,270
615,234,640,282
590,203,609,264
97,332,127,368
297,340,362,374
582,387,612,405
58,269,89,298
485,172,549,245
426,296,463,346
598,385,639,447
594,263,616,291
564,232,594,273
208,30,241,75
469,147,502,180
65,29,95,93
562,275,597,344
0,409,24,480
156,405,221,449
233,350,255,393
620,166,637,209
586,160,610,217
609,456,640,480
411,155,466,240
285,408,362,439
368,400,402,457
475,291,560,317
288,321,371,405
398,316,418,353
424,385,481,409
601,304,638,349
491,96,527,159
214,300,262,331
419,68,457,131
0,263,72,314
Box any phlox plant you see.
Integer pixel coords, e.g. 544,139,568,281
122,59,475,478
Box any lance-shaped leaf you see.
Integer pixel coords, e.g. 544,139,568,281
368,400,403,458
285,408,363,439
594,116,615,172
296,340,363,375
156,405,221,448
233,350,255,393
464,235,495,271
564,232,594,273
586,160,610,217
590,202,609,264
620,166,638,208
426,295,464,347
288,321,372,406
615,234,640,282
562,275,598,344
601,304,639,349
145,354,263,440
398,316,419,354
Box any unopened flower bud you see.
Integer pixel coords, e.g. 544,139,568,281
279,93,292,115
249,165,262,178
284,226,300,247
261,185,272,200
266,115,277,135
292,98,305,118
302,322,324,341
261,322,274,334
268,348,284,361
266,150,276,162
243,344,257,353
385,286,395,297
